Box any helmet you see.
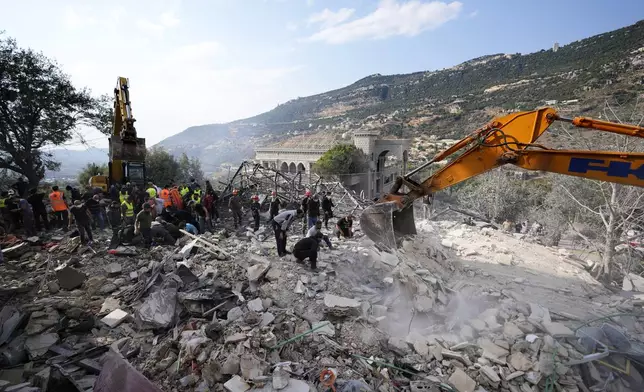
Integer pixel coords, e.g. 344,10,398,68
252,195,259,201
305,190,311,197
232,189,238,195
271,191,277,196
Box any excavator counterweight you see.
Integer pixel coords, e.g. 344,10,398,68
361,108,644,248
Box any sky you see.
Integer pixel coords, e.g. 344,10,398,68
1,0,642,150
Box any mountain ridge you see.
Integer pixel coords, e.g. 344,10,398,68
156,20,644,172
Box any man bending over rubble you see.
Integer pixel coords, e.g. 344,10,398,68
135,204,153,248
307,220,333,249
335,215,354,240
293,236,318,271
271,208,302,257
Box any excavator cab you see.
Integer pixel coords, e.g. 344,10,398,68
361,108,644,248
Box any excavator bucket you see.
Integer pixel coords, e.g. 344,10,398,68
360,202,417,249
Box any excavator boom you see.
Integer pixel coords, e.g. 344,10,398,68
361,108,644,248
108,77,146,187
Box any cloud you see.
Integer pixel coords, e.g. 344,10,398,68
286,22,298,31
307,8,355,29
306,0,462,44
137,11,181,36
468,10,479,18
306,0,315,7
62,7,97,29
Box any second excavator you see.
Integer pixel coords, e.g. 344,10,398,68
361,107,644,248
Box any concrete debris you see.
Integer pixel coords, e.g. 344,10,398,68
54,265,86,290
324,293,360,308
448,367,476,392
0,191,642,392
101,308,129,328
24,333,59,359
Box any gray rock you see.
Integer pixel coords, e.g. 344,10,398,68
503,322,524,341
226,333,248,344
480,366,500,383
414,295,434,313
25,333,59,359
388,337,411,355
272,366,290,390
312,321,335,337
509,352,533,372
105,263,122,277
260,312,275,327
323,294,360,308
112,278,126,287
224,375,250,392
448,368,476,392
542,322,574,337
247,298,264,312
227,307,244,322
55,266,86,290
247,260,271,282
222,354,241,375
47,281,60,294
99,283,118,295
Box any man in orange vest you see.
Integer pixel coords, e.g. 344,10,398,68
49,185,69,231
160,186,172,208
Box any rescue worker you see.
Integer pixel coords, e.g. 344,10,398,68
0,191,11,232
146,182,157,198
307,193,320,230
301,190,311,235
85,194,104,230
292,236,319,271
269,191,281,221
203,191,215,226
18,198,36,237
135,203,153,248
307,220,333,249
189,178,199,191
211,190,220,223
335,215,354,240
228,189,243,228
250,195,260,232
65,185,81,203
322,192,335,230
121,195,135,225
179,184,190,198
151,218,176,245
69,200,93,244
13,178,28,198
191,187,202,204
3,193,19,233
109,184,118,201
272,208,302,257
107,200,122,249
160,186,172,208
194,203,210,233
119,187,129,204
27,188,49,232
49,185,69,231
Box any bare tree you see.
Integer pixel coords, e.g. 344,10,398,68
549,97,644,278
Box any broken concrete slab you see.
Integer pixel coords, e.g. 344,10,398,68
542,322,574,338
260,312,275,327
388,337,411,355
25,333,59,359
413,295,435,313
247,298,264,312
136,287,177,329
323,294,360,308
54,265,87,290
105,262,122,277
468,319,487,332
312,321,335,337
1,242,29,259
528,303,551,324
479,338,509,362
101,309,129,328
626,273,644,292
448,367,476,392
176,264,198,285
227,307,244,322
225,333,248,344
247,259,271,282
506,371,525,381
509,352,533,372
225,375,250,392
503,322,524,342
480,366,500,383
380,251,399,267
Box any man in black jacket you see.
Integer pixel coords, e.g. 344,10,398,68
269,191,281,221
293,236,319,270
300,191,310,235
27,188,50,231
307,194,320,230
321,192,334,230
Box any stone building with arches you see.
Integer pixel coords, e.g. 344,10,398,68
254,131,410,199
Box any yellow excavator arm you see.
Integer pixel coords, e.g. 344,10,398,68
108,77,146,187
361,107,644,247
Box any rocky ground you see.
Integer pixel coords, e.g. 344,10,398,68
0,210,643,392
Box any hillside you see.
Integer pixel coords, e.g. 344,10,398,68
156,20,644,172
45,148,108,179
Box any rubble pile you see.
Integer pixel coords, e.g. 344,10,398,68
0,206,643,391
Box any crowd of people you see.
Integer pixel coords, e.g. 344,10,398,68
1,178,356,270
